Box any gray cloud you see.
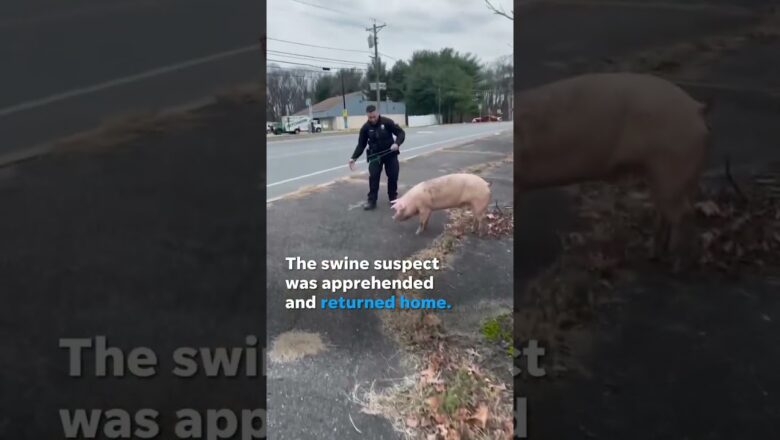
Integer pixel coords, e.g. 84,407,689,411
267,0,513,68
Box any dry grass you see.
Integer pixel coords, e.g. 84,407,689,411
268,330,327,363
461,154,513,176
54,109,204,153
52,81,265,155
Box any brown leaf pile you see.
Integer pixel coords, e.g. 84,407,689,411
445,205,514,240
570,171,780,276
514,169,780,369
406,344,513,440
695,177,780,273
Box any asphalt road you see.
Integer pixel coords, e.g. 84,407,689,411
266,122,512,201
0,0,262,158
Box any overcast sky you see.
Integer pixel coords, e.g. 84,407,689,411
266,0,513,72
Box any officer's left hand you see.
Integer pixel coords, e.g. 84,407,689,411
390,143,399,152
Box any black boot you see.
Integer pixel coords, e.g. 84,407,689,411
363,200,377,210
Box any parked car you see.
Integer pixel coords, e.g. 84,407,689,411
471,115,502,123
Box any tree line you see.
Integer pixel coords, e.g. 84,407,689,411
266,48,513,124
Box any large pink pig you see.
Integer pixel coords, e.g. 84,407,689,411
391,173,492,235
516,72,711,261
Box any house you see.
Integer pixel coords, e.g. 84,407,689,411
293,92,406,130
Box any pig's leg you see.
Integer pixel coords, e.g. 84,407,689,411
417,208,431,235
649,170,698,269
471,198,490,236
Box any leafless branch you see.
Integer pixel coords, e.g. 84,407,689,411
484,0,514,20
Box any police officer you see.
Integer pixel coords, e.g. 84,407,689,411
348,104,406,210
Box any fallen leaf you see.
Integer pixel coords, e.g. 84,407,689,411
426,396,442,411
420,367,438,386
467,403,490,429
406,416,419,428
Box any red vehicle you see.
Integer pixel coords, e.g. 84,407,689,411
471,115,502,123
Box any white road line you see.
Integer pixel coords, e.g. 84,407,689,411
267,132,358,145
267,130,504,190
267,128,498,159
0,43,262,118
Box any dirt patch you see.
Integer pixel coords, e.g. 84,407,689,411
268,330,327,363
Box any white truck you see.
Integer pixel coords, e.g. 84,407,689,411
273,116,322,135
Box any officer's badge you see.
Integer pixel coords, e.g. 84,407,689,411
381,124,385,130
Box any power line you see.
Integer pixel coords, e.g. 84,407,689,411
288,0,366,27
267,58,328,69
267,58,367,71
266,50,368,66
289,0,355,16
267,37,404,66
267,37,370,54
379,52,398,61
267,64,364,73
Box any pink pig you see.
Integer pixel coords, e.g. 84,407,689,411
516,72,712,261
391,173,492,235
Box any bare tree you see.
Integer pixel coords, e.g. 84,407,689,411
484,0,513,20
266,66,312,121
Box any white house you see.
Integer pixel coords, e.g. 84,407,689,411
294,92,406,130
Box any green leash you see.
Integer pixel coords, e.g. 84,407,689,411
366,148,398,165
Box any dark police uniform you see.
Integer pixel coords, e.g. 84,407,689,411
351,115,406,205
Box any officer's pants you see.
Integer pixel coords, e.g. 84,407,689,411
367,152,399,202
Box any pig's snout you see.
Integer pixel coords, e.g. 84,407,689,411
390,198,413,221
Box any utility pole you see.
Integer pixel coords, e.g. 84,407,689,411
437,86,441,125
341,70,347,129
367,19,386,111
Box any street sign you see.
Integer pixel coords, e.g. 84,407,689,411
369,82,387,91
305,98,311,106
342,109,348,117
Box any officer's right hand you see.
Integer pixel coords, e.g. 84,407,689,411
348,159,356,171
